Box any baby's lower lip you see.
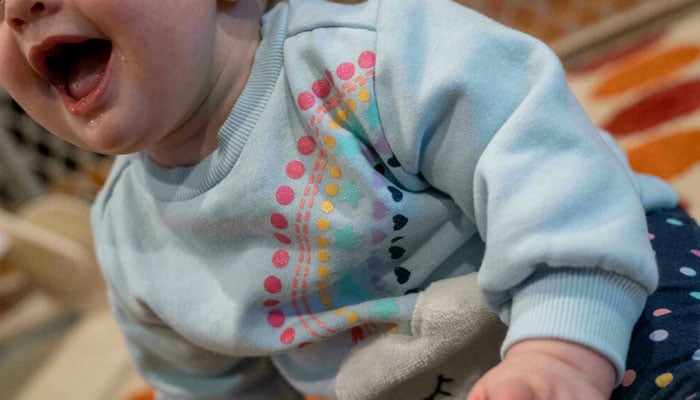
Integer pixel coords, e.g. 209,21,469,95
58,48,116,117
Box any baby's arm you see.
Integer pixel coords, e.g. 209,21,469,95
371,1,658,397
468,339,616,400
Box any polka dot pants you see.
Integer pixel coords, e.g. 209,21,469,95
611,207,700,399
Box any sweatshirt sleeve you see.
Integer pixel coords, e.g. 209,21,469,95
373,0,658,381
107,289,301,400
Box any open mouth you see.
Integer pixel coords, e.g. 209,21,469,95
44,39,113,101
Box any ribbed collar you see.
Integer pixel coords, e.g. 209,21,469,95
133,4,288,202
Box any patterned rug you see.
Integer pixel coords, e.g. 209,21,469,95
567,7,700,221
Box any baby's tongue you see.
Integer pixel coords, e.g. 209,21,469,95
66,44,110,100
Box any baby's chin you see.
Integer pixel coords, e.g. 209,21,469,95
55,124,146,156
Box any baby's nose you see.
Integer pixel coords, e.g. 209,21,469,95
5,0,58,32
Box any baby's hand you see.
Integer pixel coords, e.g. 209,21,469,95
467,339,616,400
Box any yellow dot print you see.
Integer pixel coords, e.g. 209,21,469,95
336,307,348,316
346,98,356,111
325,183,339,197
329,165,342,179
335,109,348,123
316,280,329,290
316,236,329,247
346,312,360,324
317,266,329,277
388,323,398,334
328,119,340,130
321,200,334,213
655,373,673,388
320,293,333,305
317,218,330,231
324,134,337,147
358,88,371,102
317,250,329,262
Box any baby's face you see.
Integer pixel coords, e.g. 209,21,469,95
0,0,254,157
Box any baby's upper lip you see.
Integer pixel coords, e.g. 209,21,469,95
28,36,94,81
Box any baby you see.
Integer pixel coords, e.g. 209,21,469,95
1,0,695,399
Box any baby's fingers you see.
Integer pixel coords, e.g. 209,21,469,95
467,379,536,400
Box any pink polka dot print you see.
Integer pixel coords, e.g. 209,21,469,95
297,91,315,110
286,161,306,179
272,250,290,268
622,369,637,387
271,49,382,348
358,51,376,68
275,186,295,205
312,79,331,98
263,299,280,307
280,327,296,344
264,275,282,294
274,233,292,245
268,309,286,328
270,213,288,229
297,136,316,155
337,62,356,80
653,308,672,317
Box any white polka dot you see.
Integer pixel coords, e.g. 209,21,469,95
680,267,697,277
666,218,684,226
692,349,700,361
649,329,669,342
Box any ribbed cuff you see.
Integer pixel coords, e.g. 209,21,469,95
501,268,648,384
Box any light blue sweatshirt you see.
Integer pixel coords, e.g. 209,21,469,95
92,0,679,398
